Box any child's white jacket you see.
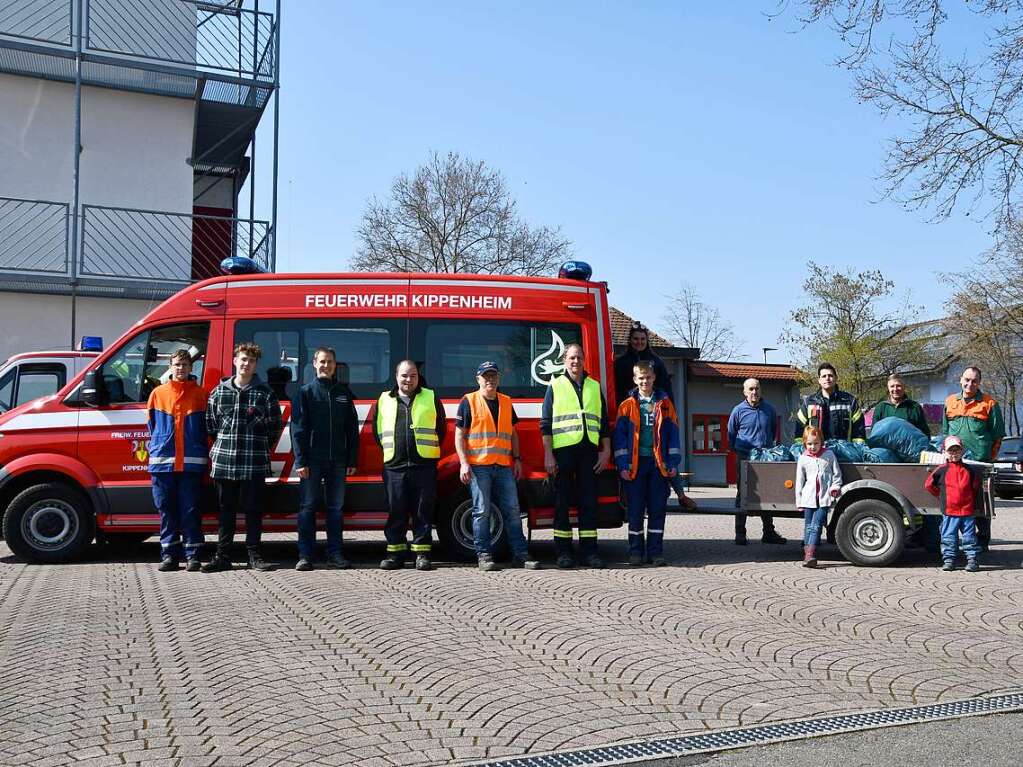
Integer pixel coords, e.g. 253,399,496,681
795,449,843,509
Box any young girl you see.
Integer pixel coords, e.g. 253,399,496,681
794,426,842,568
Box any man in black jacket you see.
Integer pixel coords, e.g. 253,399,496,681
291,346,359,571
373,360,446,571
613,322,671,404
796,362,866,443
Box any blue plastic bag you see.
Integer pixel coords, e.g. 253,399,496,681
750,445,793,462
867,417,931,462
862,446,900,463
825,439,865,463
789,442,804,460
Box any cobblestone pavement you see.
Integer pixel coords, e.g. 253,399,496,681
2,491,1023,767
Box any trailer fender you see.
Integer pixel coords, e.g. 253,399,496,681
836,479,922,530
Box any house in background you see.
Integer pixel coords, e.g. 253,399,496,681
0,0,280,361
610,308,802,486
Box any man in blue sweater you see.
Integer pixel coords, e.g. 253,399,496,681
727,378,786,546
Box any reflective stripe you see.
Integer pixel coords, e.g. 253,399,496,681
552,530,574,538
578,529,598,538
467,431,513,441
386,543,409,552
614,448,629,457
628,531,642,536
148,457,176,465
667,448,681,455
647,529,663,534
410,544,431,552
467,446,512,456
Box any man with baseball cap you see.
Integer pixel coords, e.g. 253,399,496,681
454,361,539,571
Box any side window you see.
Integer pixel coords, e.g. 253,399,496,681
101,323,210,404
0,368,14,412
233,319,403,401
14,364,65,407
413,320,582,398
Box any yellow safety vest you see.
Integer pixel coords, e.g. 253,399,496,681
376,387,440,461
551,374,601,449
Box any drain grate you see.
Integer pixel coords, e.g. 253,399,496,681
470,692,1023,767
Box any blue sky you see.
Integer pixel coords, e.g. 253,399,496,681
250,2,993,363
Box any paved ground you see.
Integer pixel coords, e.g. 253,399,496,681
2,489,1023,767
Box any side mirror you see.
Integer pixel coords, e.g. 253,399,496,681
81,369,107,408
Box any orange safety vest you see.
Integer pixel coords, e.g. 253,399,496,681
466,391,514,467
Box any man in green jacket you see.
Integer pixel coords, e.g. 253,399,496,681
872,374,930,435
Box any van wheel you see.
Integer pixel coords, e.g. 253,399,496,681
436,497,508,562
835,499,904,567
3,483,95,563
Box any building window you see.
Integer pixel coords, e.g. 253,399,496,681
692,414,729,454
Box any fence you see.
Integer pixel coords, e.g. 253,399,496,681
0,197,69,275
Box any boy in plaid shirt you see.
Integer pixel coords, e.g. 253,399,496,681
202,342,283,572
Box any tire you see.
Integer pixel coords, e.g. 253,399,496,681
835,498,905,567
3,482,95,563
436,496,509,562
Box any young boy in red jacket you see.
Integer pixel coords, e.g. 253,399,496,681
924,436,983,572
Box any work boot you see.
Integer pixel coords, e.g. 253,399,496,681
762,530,787,545
185,558,201,573
326,554,352,570
628,554,645,567
379,555,404,570
200,557,232,573
942,559,956,572
556,554,576,569
965,560,980,573
512,555,540,570
478,553,500,572
802,545,817,568
295,558,314,572
158,557,179,572
584,554,606,570
650,556,668,567
415,555,433,571
734,532,748,546
248,553,275,572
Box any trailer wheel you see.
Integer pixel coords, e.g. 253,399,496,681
3,483,95,563
436,496,508,562
835,499,904,567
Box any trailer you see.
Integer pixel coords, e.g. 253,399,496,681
705,461,995,566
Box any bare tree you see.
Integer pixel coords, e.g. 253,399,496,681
661,283,744,360
780,261,931,404
354,151,571,275
787,1,1023,226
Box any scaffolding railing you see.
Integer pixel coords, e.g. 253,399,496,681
0,196,69,275
0,0,72,46
80,204,271,283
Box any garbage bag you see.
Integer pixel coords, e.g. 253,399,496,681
825,439,866,463
862,446,900,463
789,442,804,460
750,445,793,462
867,417,931,462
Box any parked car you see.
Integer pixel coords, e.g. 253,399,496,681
0,350,99,414
992,436,1022,500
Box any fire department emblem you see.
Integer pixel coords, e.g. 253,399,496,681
132,439,149,462
531,331,567,386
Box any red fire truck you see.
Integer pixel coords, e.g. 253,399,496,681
0,270,623,562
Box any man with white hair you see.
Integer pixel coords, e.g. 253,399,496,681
727,378,786,546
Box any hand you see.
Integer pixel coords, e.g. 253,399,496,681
620,469,631,481
544,450,557,476
667,468,677,478
830,487,841,498
513,459,522,480
594,447,610,473
296,466,310,480
346,466,357,477
459,462,472,485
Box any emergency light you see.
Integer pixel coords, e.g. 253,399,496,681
79,336,103,352
558,261,592,281
220,256,268,275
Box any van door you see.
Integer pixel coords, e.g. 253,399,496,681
77,322,211,517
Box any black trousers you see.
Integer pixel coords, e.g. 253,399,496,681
383,465,436,555
553,442,599,556
214,477,264,560
734,486,777,536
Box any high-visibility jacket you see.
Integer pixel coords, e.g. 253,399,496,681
376,387,441,462
146,378,209,473
465,391,514,467
943,391,1004,461
551,374,601,449
613,389,682,480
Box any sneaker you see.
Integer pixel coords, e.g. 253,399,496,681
965,560,980,573
762,530,787,545
200,557,232,573
650,556,668,567
295,558,314,572
478,553,500,572
379,556,404,571
942,560,956,572
584,555,606,570
185,558,201,573
512,555,540,570
158,557,179,572
734,533,748,546
556,554,576,569
326,555,352,570
248,554,275,572
415,555,433,571
628,554,645,567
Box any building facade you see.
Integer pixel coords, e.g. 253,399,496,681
0,0,279,360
